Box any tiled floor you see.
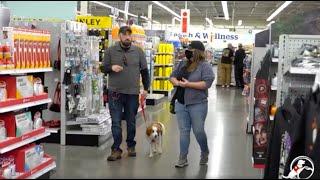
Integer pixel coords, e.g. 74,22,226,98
44,83,263,179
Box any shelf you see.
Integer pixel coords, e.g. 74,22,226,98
46,127,60,133
272,58,279,63
154,76,170,79
156,53,174,55
0,127,49,154
289,67,320,75
152,89,173,92
0,68,53,75
154,64,174,67
66,130,111,136
0,96,52,113
271,85,277,91
12,155,56,179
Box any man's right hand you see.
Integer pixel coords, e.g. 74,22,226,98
112,65,123,72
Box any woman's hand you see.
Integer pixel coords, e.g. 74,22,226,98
178,78,189,88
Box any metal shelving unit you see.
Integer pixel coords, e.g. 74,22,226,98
276,35,320,107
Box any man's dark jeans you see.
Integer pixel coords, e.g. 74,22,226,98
108,90,139,151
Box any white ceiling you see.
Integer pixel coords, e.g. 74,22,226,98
89,1,320,28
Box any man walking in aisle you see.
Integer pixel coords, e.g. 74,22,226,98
103,26,150,161
234,43,246,88
220,43,234,88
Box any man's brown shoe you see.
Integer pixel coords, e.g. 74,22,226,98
128,147,136,157
107,150,122,161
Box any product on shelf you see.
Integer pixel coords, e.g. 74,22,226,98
0,81,7,102
0,75,34,99
33,77,44,96
2,27,51,70
7,143,44,172
0,156,15,179
15,112,33,137
33,111,43,130
0,112,15,137
0,120,6,141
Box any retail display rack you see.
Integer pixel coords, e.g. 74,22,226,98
276,35,320,107
0,24,56,178
151,43,175,97
59,21,112,146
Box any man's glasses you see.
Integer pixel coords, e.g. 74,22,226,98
123,54,128,66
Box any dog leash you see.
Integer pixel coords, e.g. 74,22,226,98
139,95,147,124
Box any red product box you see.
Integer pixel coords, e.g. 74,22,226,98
7,143,36,173
0,112,16,137
0,76,34,99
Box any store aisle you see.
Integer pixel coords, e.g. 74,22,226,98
44,86,263,179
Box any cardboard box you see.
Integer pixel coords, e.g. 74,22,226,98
0,76,33,99
15,112,33,137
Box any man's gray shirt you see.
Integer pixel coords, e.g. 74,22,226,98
104,42,148,95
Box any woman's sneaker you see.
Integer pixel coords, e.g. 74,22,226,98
175,156,188,168
200,152,209,165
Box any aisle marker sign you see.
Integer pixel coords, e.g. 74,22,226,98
76,15,112,29
181,9,190,33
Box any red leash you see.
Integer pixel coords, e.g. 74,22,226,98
139,95,147,124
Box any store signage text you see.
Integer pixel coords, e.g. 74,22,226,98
76,15,112,29
171,32,209,40
214,33,239,40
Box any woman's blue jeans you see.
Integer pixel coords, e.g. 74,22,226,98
175,101,209,158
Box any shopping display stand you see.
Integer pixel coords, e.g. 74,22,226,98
276,35,320,107
59,21,112,146
0,24,56,178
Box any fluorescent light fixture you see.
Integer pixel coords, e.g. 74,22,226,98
205,18,213,26
173,17,181,22
91,1,138,18
140,16,149,20
153,20,160,24
152,1,181,19
221,1,230,20
238,20,242,26
267,20,275,27
266,1,292,21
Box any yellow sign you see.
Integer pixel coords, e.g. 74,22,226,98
76,15,112,29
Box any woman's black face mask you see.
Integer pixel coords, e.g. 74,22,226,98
185,50,193,60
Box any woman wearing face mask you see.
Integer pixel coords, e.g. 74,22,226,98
170,41,215,168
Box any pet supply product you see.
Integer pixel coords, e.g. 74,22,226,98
15,112,33,137
0,76,34,99
0,120,6,141
0,81,7,102
33,77,44,96
33,112,43,129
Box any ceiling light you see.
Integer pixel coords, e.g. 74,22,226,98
173,17,181,22
205,18,213,26
267,20,275,27
140,16,149,20
266,1,292,21
221,1,230,20
152,1,181,19
153,20,160,24
238,20,242,26
91,1,138,18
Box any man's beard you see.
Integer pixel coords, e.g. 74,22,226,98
121,40,132,47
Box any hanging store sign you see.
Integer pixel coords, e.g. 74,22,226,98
180,9,190,33
76,15,112,29
166,30,211,42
